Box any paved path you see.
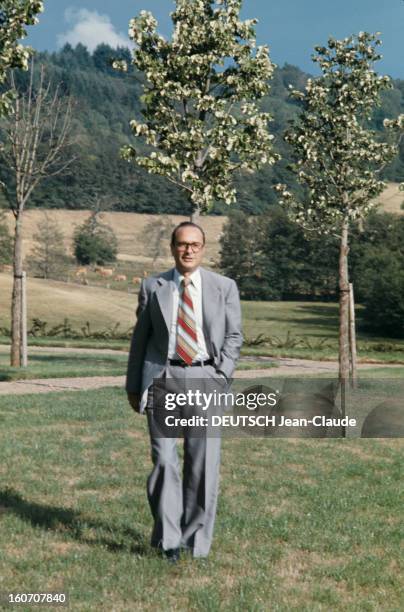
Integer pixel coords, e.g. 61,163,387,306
0,353,398,396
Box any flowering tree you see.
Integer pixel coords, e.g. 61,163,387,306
120,0,279,218
276,32,403,382
0,0,43,119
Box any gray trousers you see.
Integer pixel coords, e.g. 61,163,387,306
146,364,222,558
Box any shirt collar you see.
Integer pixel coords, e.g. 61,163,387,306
174,267,201,289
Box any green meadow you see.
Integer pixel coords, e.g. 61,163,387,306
241,302,404,362
0,388,402,611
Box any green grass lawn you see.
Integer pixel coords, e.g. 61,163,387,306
0,336,130,351
241,301,404,363
2,298,404,364
0,388,402,610
0,349,277,382
359,366,404,378
0,351,128,381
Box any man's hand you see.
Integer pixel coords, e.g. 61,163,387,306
127,392,141,413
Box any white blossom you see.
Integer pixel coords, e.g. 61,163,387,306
0,1,44,118
124,0,279,213
281,32,401,234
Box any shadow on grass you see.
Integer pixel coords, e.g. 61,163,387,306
0,353,126,380
0,487,148,556
30,353,126,364
247,304,341,329
290,304,340,327
0,371,31,382
0,354,125,365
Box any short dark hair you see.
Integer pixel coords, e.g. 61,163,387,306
171,221,206,246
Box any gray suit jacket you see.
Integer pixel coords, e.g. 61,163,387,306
125,267,243,411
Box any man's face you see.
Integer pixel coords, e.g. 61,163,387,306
171,226,205,275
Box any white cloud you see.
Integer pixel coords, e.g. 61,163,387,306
57,8,129,52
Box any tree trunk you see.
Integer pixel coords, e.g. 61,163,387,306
191,151,203,223
191,205,200,223
349,282,357,388
21,271,28,367
338,219,350,383
10,213,24,367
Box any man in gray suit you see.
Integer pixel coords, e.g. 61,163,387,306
126,221,243,562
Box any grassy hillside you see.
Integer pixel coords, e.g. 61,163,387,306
0,275,349,337
3,210,226,266
377,182,404,214
1,274,404,362
0,273,135,332
2,182,401,268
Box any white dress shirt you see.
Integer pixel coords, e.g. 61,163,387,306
168,268,210,361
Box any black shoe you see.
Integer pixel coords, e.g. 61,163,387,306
163,548,180,563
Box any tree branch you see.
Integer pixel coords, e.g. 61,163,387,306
1,61,76,216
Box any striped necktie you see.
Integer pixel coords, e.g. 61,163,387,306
176,277,198,365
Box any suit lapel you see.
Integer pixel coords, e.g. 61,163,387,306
201,268,221,345
155,269,175,332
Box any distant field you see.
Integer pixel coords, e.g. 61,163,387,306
3,209,226,267
2,182,402,269
377,182,404,214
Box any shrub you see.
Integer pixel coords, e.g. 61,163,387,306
73,212,118,265
28,213,71,279
357,249,404,338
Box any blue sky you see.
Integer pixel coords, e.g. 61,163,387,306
26,0,404,78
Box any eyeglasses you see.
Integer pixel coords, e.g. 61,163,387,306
175,242,204,252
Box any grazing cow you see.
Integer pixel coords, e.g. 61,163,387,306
99,268,114,277
115,274,127,282
132,276,142,284
75,267,87,277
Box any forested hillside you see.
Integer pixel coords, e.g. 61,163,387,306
1,43,403,215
